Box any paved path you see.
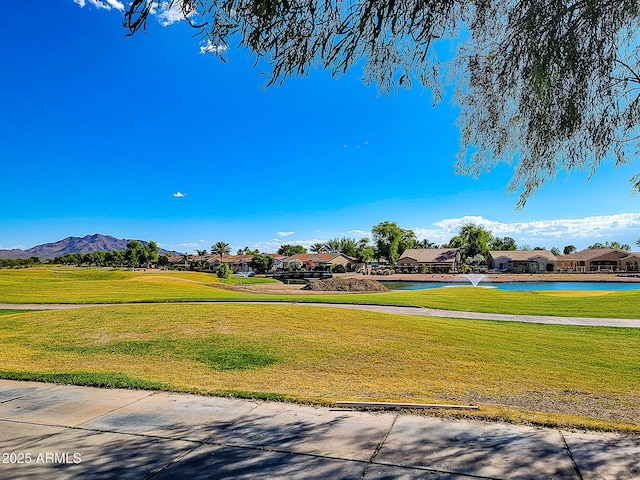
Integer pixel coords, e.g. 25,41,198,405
1,380,640,479
2,302,639,328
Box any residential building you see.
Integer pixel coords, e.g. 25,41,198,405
557,249,640,272
489,250,557,273
281,253,356,271
396,248,461,273
167,254,191,270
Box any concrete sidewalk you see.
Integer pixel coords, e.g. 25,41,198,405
1,381,639,479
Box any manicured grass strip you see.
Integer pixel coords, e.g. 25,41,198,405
0,370,170,390
1,303,639,432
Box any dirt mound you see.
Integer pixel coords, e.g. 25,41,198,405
303,278,389,292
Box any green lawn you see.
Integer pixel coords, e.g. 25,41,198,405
1,267,639,320
0,268,247,303
1,303,639,432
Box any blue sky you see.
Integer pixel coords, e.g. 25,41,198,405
1,1,639,254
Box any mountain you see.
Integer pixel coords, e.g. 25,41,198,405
0,234,179,260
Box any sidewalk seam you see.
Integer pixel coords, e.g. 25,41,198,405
560,430,584,480
360,413,397,479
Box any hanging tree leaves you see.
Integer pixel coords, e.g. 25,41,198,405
455,0,640,207
123,1,640,206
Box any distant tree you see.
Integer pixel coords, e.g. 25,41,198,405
322,238,342,253
340,238,359,257
196,249,208,256
533,246,545,250
310,243,326,253
355,238,375,263
490,236,517,251
277,244,307,256
448,224,493,261
125,240,146,268
372,221,408,264
550,247,561,256
216,262,232,278
607,241,631,251
323,237,359,257
157,254,170,268
447,235,463,249
211,241,231,262
237,246,259,255
0,257,41,269
398,229,418,255
105,249,121,267
250,253,274,273
587,241,631,251
563,245,577,255
144,240,160,267
417,238,436,249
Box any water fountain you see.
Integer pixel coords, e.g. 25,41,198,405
460,273,487,287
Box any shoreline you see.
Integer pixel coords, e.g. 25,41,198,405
356,272,640,283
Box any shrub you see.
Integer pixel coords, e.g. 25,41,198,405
216,263,232,279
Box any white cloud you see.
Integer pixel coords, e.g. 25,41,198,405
199,40,227,55
177,242,199,248
277,231,295,237
157,1,186,26
173,192,186,198
74,0,124,11
348,229,372,237
413,213,640,247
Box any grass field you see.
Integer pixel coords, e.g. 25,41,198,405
1,267,640,320
1,267,639,432
1,303,639,432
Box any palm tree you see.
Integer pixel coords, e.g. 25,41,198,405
211,241,231,263
310,243,326,253
418,239,436,249
323,238,341,253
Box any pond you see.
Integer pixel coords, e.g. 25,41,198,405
380,281,640,291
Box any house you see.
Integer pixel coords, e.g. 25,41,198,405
167,254,191,270
281,253,356,271
166,252,285,273
205,255,254,273
489,250,557,273
557,249,640,272
396,248,461,273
